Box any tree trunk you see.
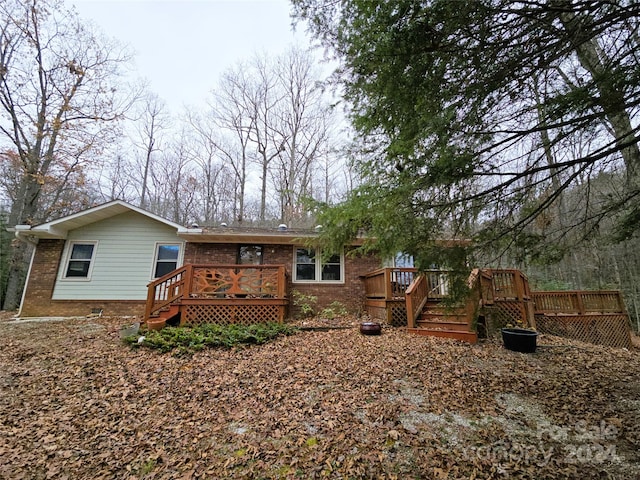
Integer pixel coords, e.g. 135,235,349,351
2,175,42,311
2,241,32,311
555,3,640,186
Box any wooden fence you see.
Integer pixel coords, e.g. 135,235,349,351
533,290,631,348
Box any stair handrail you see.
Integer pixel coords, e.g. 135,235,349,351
405,273,429,329
144,264,191,320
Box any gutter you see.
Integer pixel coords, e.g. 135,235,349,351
12,225,39,247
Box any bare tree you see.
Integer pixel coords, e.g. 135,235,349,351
194,48,337,226
144,130,196,225
270,48,333,224
0,0,135,310
206,66,257,223
186,110,235,224
133,93,170,209
93,151,138,203
246,54,287,222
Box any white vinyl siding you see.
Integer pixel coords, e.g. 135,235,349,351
53,211,184,300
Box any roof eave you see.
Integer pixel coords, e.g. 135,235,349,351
178,231,368,246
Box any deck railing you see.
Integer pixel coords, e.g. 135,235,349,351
145,264,287,319
362,267,464,328
489,269,531,301
405,274,428,328
362,267,417,299
144,264,190,320
532,290,626,315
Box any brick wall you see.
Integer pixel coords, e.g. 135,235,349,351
20,239,145,318
30,300,146,318
20,239,63,317
22,239,381,319
287,248,380,316
184,243,238,264
184,242,381,317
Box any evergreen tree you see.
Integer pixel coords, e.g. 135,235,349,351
293,0,640,267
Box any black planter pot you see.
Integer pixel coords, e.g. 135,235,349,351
360,322,382,335
501,328,539,353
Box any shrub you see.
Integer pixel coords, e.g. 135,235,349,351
124,322,298,355
291,290,317,318
319,301,348,319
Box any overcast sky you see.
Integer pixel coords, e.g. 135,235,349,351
72,0,314,112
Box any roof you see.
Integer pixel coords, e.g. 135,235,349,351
12,202,469,249
13,201,365,245
14,200,201,240
178,225,366,245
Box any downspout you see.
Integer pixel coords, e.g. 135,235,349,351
14,227,39,247
11,226,39,317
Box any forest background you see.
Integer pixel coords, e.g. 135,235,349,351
1,0,639,331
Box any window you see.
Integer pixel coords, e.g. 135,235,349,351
63,242,97,279
394,253,414,268
238,245,263,265
153,244,181,278
294,248,343,283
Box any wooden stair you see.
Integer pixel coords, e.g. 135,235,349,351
408,300,478,344
149,304,181,326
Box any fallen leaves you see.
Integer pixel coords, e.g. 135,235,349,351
0,315,639,479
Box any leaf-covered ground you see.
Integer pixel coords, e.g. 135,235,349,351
1,313,639,479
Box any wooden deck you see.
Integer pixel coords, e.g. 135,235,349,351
364,267,631,347
363,267,479,341
532,290,631,348
145,264,288,326
362,268,417,325
144,263,631,347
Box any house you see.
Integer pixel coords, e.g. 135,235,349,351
12,200,632,348
14,200,379,320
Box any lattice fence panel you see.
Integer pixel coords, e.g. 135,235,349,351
365,302,407,326
390,304,407,327
183,304,284,326
535,314,632,348
485,301,529,332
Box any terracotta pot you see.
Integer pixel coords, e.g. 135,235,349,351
146,319,166,331
360,322,382,335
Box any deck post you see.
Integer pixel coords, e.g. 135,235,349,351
576,292,586,315
277,265,286,299
144,282,154,321
617,292,627,313
384,268,392,300
182,264,194,298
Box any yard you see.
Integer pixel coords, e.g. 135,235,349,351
1,314,639,479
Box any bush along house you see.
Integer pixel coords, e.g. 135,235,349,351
12,200,633,348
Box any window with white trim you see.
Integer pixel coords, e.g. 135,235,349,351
294,247,343,283
63,242,97,279
153,244,181,278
